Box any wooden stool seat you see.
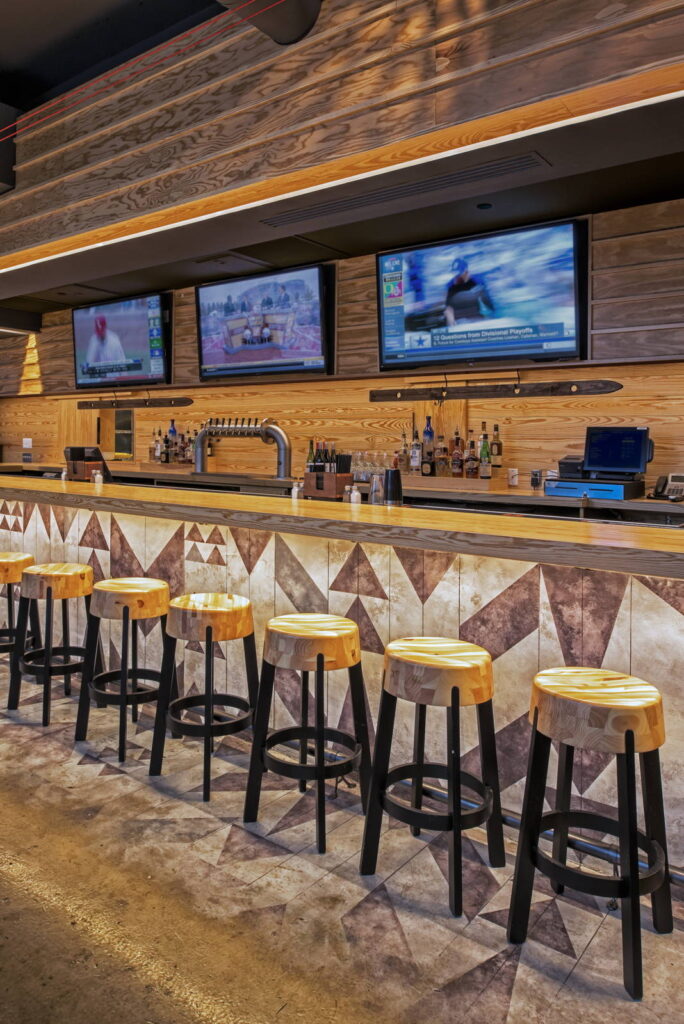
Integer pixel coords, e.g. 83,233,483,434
385,637,494,707
167,593,253,643
532,667,665,754
22,562,93,601
264,613,360,671
0,552,34,584
90,577,170,620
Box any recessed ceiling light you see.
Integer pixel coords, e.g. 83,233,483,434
477,202,493,210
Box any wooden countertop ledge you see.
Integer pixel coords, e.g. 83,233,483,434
0,475,682,580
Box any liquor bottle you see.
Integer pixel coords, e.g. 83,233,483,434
397,432,410,473
479,432,492,480
329,442,337,473
421,444,435,476
477,420,487,458
306,438,315,472
422,416,435,459
168,418,177,439
464,440,479,478
491,424,503,473
160,434,170,464
154,429,162,461
435,435,450,477
451,432,464,477
409,429,422,474
206,435,214,459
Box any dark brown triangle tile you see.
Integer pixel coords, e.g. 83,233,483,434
185,523,203,543
206,546,226,566
227,902,286,939
393,546,424,602
79,512,109,550
274,667,311,724
424,550,457,602
342,883,418,979
86,549,106,583
461,565,539,660
230,527,271,574
110,516,144,579
186,640,203,654
147,524,185,598
330,543,359,594
23,503,34,530
578,748,613,795
541,564,582,664
429,834,500,921
345,596,384,655
99,763,125,776
218,824,287,863
582,569,629,667
53,505,78,542
186,542,204,563
0,500,7,514
634,574,684,615
335,680,376,747
409,945,520,1024
357,546,388,599
461,712,531,792
11,518,22,533
274,534,327,613
37,503,51,537
482,898,575,958
206,526,224,545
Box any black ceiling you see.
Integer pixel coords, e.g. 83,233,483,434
0,0,223,109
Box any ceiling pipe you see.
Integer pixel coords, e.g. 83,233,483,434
217,0,322,44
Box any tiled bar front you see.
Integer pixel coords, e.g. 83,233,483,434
5,496,683,863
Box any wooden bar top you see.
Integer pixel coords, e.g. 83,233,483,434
1,475,682,579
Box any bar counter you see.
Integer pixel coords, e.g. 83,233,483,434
2,474,683,860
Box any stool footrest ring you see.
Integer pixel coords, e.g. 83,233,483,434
21,645,86,677
381,763,492,832
263,725,361,782
168,694,251,737
90,668,161,707
533,810,666,899
0,626,37,654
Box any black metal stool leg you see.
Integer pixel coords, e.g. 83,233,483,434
348,661,371,812
242,632,259,710
130,620,139,723
6,581,14,638
315,653,326,853
42,588,54,727
640,748,673,934
617,730,643,1000
61,600,71,693
118,607,130,763
298,670,309,794
360,686,397,875
29,598,42,650
551,742,574,894
243,660,276,823
507,711,551,943
447,686,462,916
477,697,506,868
162,615,182,738
203,625,214,801
74,610,101,742
84,595,106,708
7,595,29,710
149,630,178,776
411,703,426,837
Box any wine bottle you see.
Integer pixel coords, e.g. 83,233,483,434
451,432,464,477
409,429,422,474
464,440,479,478
479,433,492,480
477,420,487,458
307,438,315,472
491,424,503,472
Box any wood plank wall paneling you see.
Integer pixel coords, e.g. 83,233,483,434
0,0,682,256
0,196,683,480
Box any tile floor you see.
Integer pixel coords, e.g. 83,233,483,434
0,662,682,1024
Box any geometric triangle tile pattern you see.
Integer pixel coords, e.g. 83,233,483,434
393,546,456,604
460,565,540,660
330,543,388,599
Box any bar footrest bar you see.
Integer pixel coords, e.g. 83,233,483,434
263,725,361,782
532,810,666,898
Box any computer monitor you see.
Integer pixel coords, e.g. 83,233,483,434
583,427,652,476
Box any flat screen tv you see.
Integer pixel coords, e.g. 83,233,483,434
72,292,171,388
377,220,586,370
196,264,332,380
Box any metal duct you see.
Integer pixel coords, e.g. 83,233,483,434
218,0,322,44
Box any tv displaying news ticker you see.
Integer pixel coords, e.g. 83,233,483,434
377,221,586,370
72,293,171,389
196,264,331,380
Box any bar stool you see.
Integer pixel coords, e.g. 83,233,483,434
74,577,169,762
149,592,259,801
244,613,372,853
360,637,505,916
7,562,94,726
507,667,672,1000
0,552,41,653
